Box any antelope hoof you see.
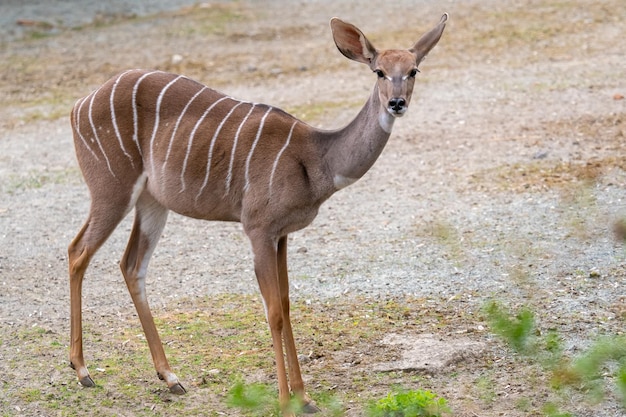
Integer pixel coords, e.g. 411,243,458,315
169,382,187,395
301,400,321,414
79,375,96,388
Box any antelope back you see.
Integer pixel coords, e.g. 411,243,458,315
71,70,329,228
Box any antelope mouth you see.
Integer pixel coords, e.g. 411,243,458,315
387,107,408,117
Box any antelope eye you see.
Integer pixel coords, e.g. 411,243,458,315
409,68,419,78
374,69,385,79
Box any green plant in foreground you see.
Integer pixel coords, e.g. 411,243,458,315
564,336,626,406
367,389,450,417
226,381,345,416
484,300,535,353
226,381,319,416
226,381,281,416
484,300,626,411
541,401,573,417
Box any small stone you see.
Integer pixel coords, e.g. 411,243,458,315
171,54,183,65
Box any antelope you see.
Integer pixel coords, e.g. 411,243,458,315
67,14,447,414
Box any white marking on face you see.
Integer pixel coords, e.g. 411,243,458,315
269,121,297,197
180,96,230,192
196,100,245,200
225,103,256,194
244,107,273,193
162,85,207,176
333,174,358,190
110,70,136,168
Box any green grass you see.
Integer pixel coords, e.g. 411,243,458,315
166,3,247,38
2,293,625,416
2,167,82,194
284,99,360,124
1,294,467,416
484,300,626,413
367,389,450,417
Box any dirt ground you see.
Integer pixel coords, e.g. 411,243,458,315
0,0,625,416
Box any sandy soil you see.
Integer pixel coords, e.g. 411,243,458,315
0,0,625,416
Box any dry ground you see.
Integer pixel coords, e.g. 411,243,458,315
0,0,625,416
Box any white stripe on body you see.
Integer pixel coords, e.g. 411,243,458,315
88,89,116,178
73,96,100,161
179,96,231,192
132,71,161,157
243,107,273,193
225,104,256,194
196,101,245,201
162,85,208,176
149,75,185,179
268,121,297,197
110,70,137,169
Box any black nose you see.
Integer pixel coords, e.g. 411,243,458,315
388,97,406,112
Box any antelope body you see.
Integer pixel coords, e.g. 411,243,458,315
68,15,447,415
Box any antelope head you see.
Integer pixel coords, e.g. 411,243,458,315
331,14,448,119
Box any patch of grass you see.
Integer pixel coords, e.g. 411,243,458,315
484,300,626,413
2,167,82,194
413,218,465,263
226,381,282,416
558,181,601,240
469,158,615,194
5,292,622,416
17,388,43,403
285,99,360,124
19,103,72,123
563,336,626,406
0,3,248,128
444,0,625,67
484,301,535,353
367,389,450,417
167,3,247,38
469,112,626,195
1,294,477,416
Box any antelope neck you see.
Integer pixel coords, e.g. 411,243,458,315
316,85,394,190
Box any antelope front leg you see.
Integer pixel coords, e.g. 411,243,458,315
277,236,319,414
249,232,293,415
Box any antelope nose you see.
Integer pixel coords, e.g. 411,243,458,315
388,97,406,112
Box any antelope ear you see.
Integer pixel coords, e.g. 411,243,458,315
410,13,448,65
330,18,378,68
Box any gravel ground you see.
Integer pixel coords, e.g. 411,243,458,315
0,0,625,415
0,0,199,42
